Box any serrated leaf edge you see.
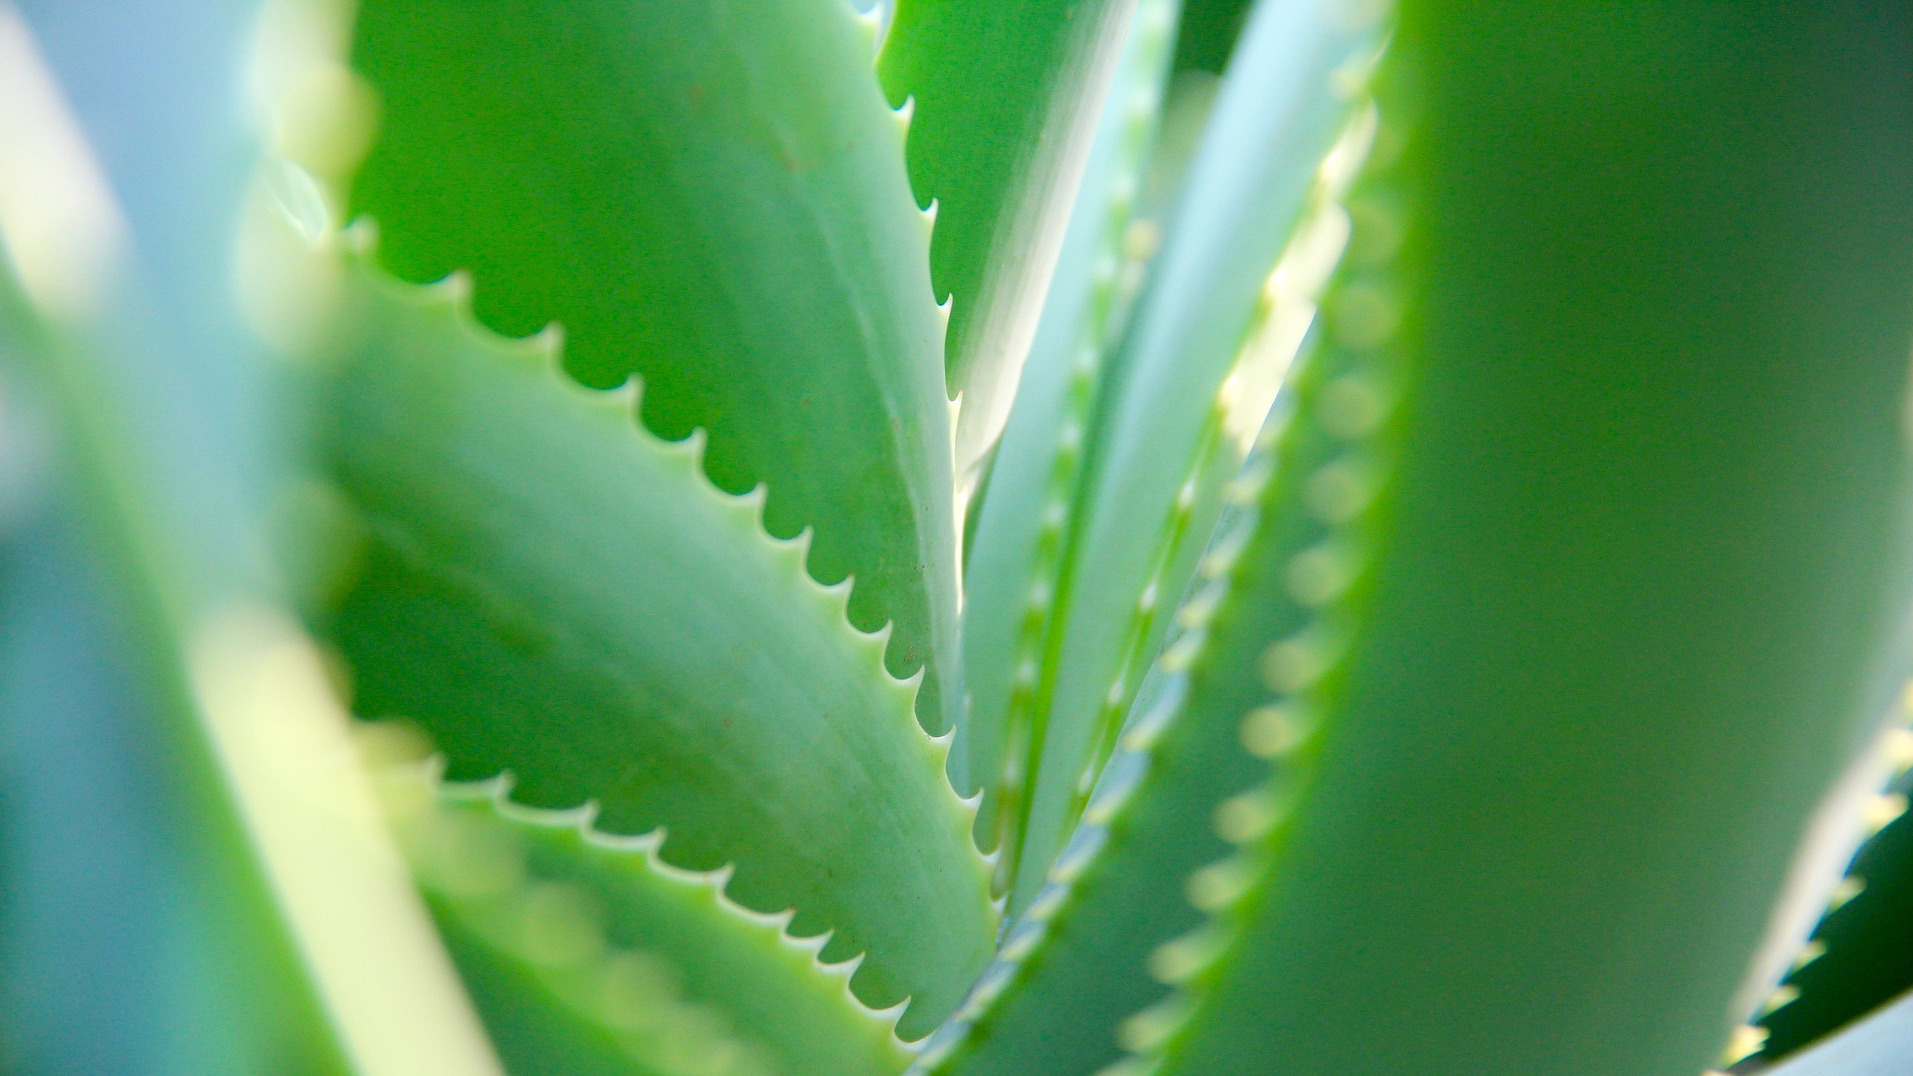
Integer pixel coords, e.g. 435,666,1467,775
373,754,785,1075
413,756,922,1061
1108,92,1409,1076
344,0,954,741
907,410,1286,1075
337,221,997,1026
977,0,1182,894
1748,717,1913,1066
999,65,1378,910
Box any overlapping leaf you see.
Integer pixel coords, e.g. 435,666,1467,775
960,0,1183,881
1761,987,1913,1076
1758,742,1913,1062
349,0,961,740
0,3,489,1071
319,254,996,1037
996,0,1387,911
913,324,1380,1073
370,742,916,1076
879,0,1140,490
1135,7,1913,1074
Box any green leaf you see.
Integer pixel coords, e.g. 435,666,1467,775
1759,753,1913,1062
1761,987,1913,1076
371,745,916,1076
959,0,1182,884
998,0,1387,912
424,932,706,1076
382,779,760,1076
878,0,1140,490
1166,0,1254,75
348,0,961,741
320,254,996,1037
1133,71,1221,237
0,398,304,1076
1122,7,1913,1075
0,5,492,1072
916,228,1383,1072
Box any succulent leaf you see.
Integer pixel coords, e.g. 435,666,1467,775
1757,987,1913,1076
7,3,1913,1072
960,0,1182,882
348,0,961,740
1000,0,1387,912
912,352,1359,1074
320,252,997,1037
0,407,325,1076
370,745,916,1076
1758,727,1913,1062
1166,0,1255,75
1126,7,1913,1075
383,801,758,1076
423,931,718,1076
878,0,1142,491
0,5,493,1072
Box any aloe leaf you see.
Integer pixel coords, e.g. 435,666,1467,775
1759,987,1913,1076
0,417,281,1075
1099,7,1913,1076
1166,0,1254,74
0,4,494,1072
1001,0,1387,912
1132,71,1220,239
878,0,1140,489
960,0,1181,873
1758,739,1913,1062
914,378,1336,1075
321,253,996,1036
368,745,917,1076
377,769,763,1076
348,0,960,742
420,933,710,1076
917,171,1395,1069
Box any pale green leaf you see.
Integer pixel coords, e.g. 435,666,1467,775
349,0,960,739
320,256,996,1037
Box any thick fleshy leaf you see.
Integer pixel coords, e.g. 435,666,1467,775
1761,988,1913,1076
320,255,996,1037
349,0,959,740
370,748,916,1076
0,5,490,1072
1166,0,1254,74
999,0,1386,911
912,385,1334,1075
422,935,700,1076
959,0,1182,876
1758,751,1913,1062
878,0,1139,489
0,391,308,1076
1119,7,1913,1076
372,769,754,1076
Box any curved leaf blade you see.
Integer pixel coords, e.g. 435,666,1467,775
370,749,915,1076
1760,987,1913,1076
349,0,960,739
1135,8,1913,1075
0,5,495,1071
915,368,1349,1074
1000,0,1385,911
878,0,1140,489
1758,748,1913,1062
959,0,1182,878
321,256,996,1037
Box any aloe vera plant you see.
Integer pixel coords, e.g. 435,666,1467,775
5,1,1913,1074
